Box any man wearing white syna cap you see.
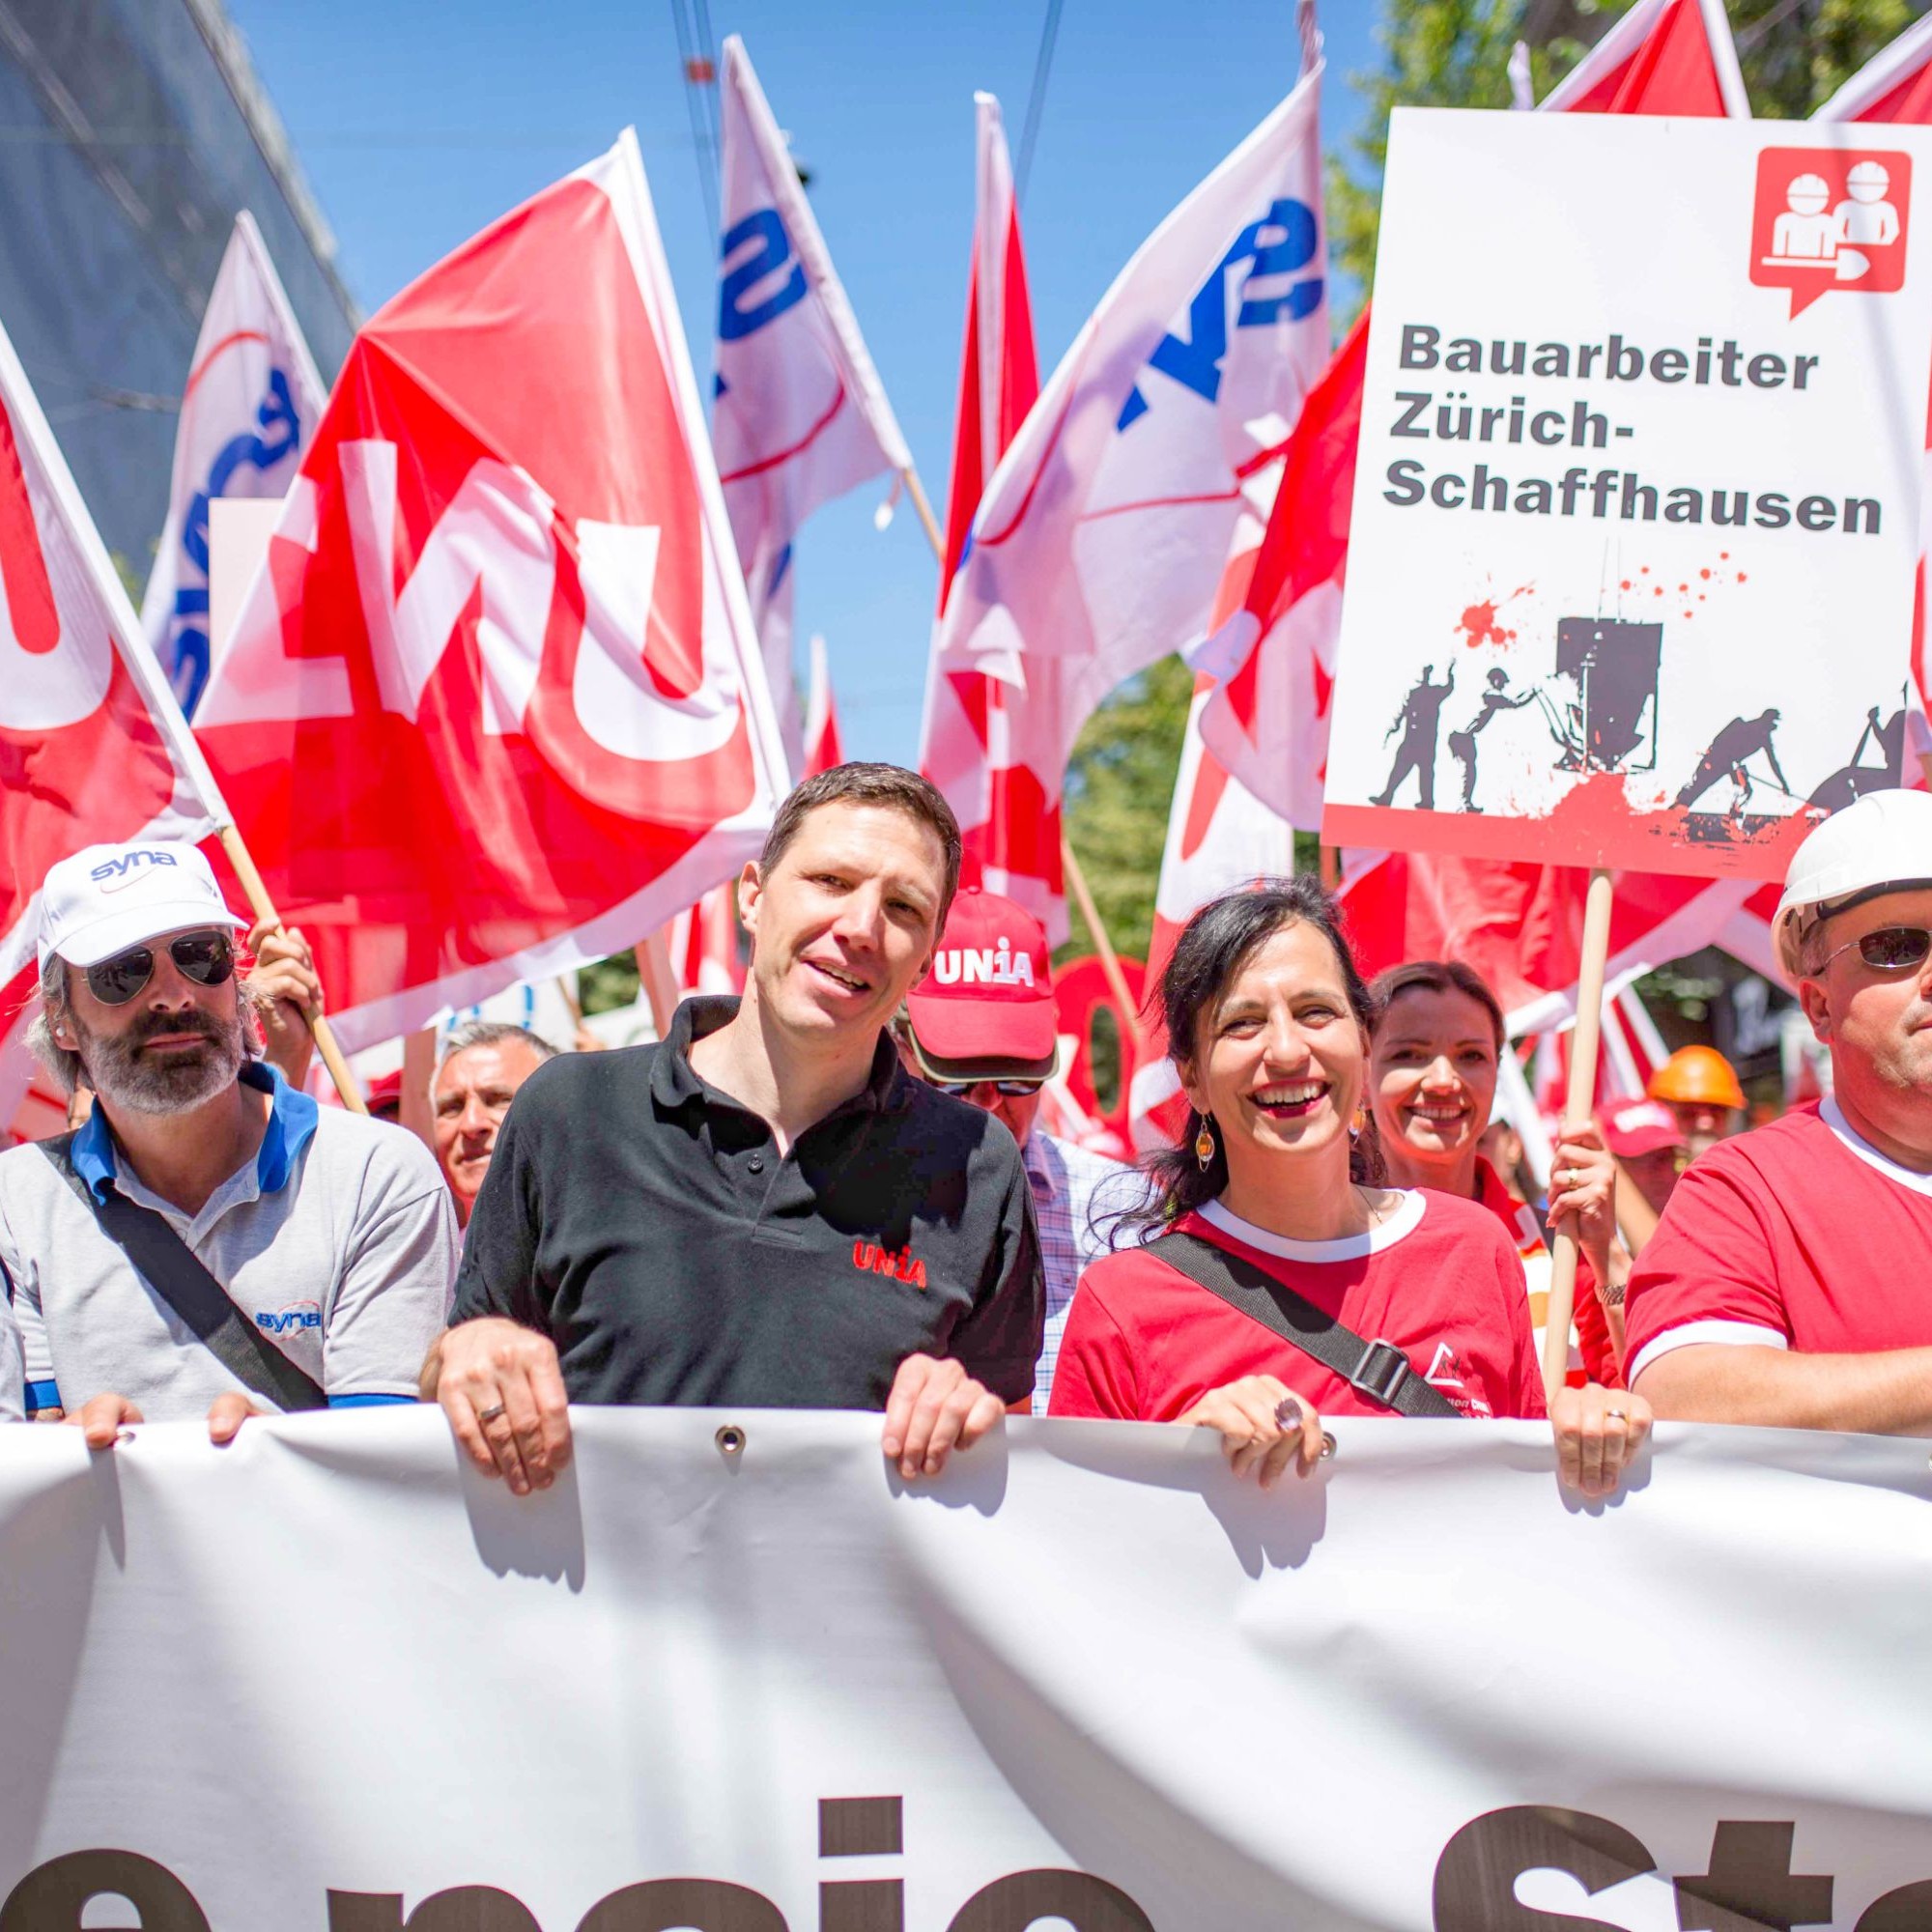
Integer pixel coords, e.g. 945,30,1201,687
1625,790,1932,1430
0,840,456,1441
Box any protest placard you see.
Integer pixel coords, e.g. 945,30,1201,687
1322,110,1932,879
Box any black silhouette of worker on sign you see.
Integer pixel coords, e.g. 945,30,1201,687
1447,668,1535,811
1676,708,1788,812
1374,663,1457,810
1807,702,1907,810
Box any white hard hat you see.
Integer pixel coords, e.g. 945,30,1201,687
1772,789,1932,979
1847,159,1890,189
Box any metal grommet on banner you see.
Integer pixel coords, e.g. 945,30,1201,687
1320,1432,1337,1462
715,1424,746,1462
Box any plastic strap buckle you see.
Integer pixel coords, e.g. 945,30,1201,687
1350,1338,1412,1408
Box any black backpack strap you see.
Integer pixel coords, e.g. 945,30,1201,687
1146,1228,1463,1419
38,1134,327,1413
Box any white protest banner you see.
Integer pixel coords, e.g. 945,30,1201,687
1322,111,1932,879
3,1408,1931,1930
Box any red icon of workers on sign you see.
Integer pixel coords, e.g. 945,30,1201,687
1750,147,1912,318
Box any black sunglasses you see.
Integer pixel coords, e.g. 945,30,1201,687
1820,925,1932,973
935,1077,1046,1098
84,929,236,1007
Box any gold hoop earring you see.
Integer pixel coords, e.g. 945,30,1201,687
1194,1119,1217,1171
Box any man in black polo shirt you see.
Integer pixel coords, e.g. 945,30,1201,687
425,764,1043,1495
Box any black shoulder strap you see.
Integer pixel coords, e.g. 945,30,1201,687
38,1133,327,1413
1146,1228,1463,1419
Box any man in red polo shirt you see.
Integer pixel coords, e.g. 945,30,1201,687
1627,789,1932,1429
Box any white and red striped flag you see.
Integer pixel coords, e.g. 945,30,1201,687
931,43,1329,939
0,313,225,1119
1816,13,1932,775
919,91,1055,911
193,131,787,1051
714,35,914,773
667,884,745,1001
140,211,327,719
802,631,843,778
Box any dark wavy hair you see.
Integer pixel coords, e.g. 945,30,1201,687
1113,877,1384,1243
1369,959,1505,1055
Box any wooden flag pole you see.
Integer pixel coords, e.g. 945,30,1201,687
1061,835,1143,1054
1542,866,1614,1401
215,825,367,1116
902,466,946,566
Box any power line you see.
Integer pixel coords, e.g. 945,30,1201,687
668,0,720,235
1014,0,1065,209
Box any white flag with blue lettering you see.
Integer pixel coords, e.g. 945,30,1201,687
140,212,327,717
932,59,1328,840
714,35,912,771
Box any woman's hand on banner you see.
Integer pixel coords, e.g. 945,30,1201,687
882,1353,1005,1480
427,1317,573,1495
1550,1383,1652,1498
1180,1377,1326,1489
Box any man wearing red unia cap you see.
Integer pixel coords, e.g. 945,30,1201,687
900,887,1131,1412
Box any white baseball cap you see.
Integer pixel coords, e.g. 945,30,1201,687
39,841,248,972
1772,789,1932,979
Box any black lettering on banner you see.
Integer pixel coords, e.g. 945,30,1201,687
1433,1805,1655,1931
1857,1879,1932,1929
328,1889,544,1931
945,1871,1155,1932
577,1880,788,1932
820,1881,902,1932
0,1851,212,1932
1675,1822,1832,1932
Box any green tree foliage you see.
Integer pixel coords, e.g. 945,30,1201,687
1060,654,1196,964
1331,0,1924,303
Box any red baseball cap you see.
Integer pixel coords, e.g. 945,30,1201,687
904,887,1057,1079
1596,1098,1687,1160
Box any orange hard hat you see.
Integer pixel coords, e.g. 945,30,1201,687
1647,1045,1745,1112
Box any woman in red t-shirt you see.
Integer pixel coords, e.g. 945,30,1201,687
1366,960,1628,1386
1049,879,1649,1497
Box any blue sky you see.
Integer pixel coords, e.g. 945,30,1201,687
226,0,1383,762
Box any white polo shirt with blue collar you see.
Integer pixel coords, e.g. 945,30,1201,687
0,1061,457,1419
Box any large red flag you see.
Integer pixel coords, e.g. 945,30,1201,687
194,133,787,1050
0,312,222,1120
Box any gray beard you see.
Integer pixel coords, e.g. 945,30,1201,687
76,1004,249,1118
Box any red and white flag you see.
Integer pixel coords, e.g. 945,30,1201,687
140,211,327,719
0,315,224,1115
1816,13,1932,770
932,49,1329,938
714,35,913,772
802,631,843,778
667,883,745,1001
194,131,787,1052
919,92,1055,910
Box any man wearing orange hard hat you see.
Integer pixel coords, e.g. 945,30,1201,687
1646,1044,1745,1160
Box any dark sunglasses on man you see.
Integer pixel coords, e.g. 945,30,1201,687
84,928,237,1007
933,1075,1047,1099
1818,925,1932,973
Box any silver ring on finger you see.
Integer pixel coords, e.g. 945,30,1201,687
1605,1407,1629,1424
1274,1394,1303,1430
476,1402,507,1424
